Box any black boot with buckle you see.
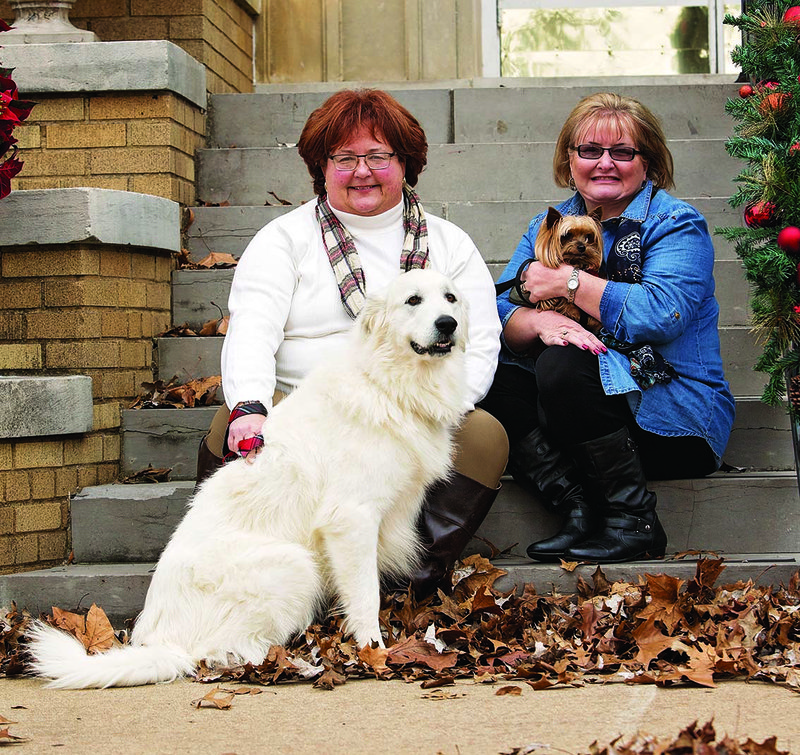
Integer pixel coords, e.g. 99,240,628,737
565,426,667,563
509,427,596,563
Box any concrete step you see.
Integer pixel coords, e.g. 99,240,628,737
121,387,794,481
66,471,800,565
154,322,768,403
208,77,738,149
196,140,739,208
173,262,750,338
184,196,744,272
4,555,798,629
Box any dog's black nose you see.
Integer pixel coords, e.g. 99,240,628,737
435,315,457,335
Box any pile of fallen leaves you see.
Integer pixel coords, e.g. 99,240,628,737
504,720,789,755
128,375,221,410
3,556,800,699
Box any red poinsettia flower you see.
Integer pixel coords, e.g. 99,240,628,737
0,19,11,32
0,154,23,200
794,305,800,315
0,77,35,125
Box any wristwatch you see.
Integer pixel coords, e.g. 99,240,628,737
566,267,580,304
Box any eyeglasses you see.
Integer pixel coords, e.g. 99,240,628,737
572,144,641,162
328,152,396,171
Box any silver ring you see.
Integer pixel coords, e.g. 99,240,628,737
561,330,568,336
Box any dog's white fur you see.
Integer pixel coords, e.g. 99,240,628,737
27,269,468,688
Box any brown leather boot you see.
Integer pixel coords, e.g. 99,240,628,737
408,472,500,598
195,435,224,491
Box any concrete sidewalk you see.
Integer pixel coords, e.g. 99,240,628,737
2,677,798,754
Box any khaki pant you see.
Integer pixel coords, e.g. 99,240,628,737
205,395,508,489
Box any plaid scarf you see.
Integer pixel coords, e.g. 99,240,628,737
598,218,677,390
316,182,429,319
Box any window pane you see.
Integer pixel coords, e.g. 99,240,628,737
500,6,711,77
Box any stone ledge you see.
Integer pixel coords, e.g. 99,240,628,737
1,40,207,109
0,375,93,439
0,188,180,251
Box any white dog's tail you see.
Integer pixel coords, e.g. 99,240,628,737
26,621,194,689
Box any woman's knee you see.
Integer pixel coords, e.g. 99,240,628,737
452,409,509,488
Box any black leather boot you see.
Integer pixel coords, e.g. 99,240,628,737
508,427,595,562
565,427,667,563
195,436,224,491
408,472,500,598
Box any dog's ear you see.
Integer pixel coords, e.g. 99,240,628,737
588,206,603,223
545,206,562,230
357,292,387,337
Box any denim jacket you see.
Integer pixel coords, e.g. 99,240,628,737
496,181,736,465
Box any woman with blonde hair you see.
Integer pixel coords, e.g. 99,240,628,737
481,92,734,564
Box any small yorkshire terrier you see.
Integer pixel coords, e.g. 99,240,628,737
531,206,604,331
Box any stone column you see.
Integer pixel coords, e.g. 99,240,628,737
2,0,96,44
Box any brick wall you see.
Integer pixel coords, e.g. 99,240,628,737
0,0,255,94
0,242,173,573
11,93,205,206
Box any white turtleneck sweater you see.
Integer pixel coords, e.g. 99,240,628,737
221,198,501,412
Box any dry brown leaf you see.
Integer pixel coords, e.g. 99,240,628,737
84,604,115,654
191,687,235,710
421,689,465,700
121,466,172,484
559,559,580,572
0,726,29,744
50,606,86,643
358,643,390,677
495,685,522,696
197,252,238,269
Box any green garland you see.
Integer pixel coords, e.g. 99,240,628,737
718,1,800,407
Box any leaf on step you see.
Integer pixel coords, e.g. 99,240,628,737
129,375,221,409
120,466,173,484
197,252,238,269
495,684,522,696
157,323,198,338
559,559,579,572
199,302,229,336
266,190,292,206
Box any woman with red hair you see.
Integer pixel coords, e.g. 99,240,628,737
196,89,507,596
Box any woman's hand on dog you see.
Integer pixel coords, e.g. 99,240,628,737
228,414,267,463
521,260,590,304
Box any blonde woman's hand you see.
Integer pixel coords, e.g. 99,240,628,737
535,310,607,355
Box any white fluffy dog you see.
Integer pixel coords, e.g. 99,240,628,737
26,269,468,688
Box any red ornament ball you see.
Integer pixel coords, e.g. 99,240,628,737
745,200,778,228
739,84,754,97
784,6,800,23
778,226,800,254
791,142,800,155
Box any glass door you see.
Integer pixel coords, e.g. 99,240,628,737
482,0,741,76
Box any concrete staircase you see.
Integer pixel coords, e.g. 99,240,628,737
3,76,799,627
